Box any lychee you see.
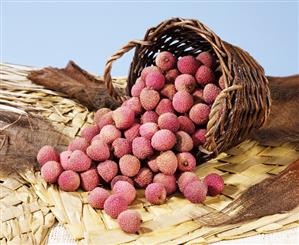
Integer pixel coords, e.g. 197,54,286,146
203,83,221,104
153,173,176,195
155,51,177,71
60,150,72,170
119,154,141,177
124,123,141,142
113,107,135,129
175,131,194,152
112,181,136,205
80,125,100,143
86,140,110,161
112,138,132,158
68,137,89,152
158,112,180,132
196,51,216,69
140,88,160,111
147,157,159,173
97,160,118,183
161,84,177,100
183,180,207,203
189,103,210,125
99,124,121,144
117,210,141,234
151,129,176,151
145,183,167,204
133,167,153,188
175,74,196,93
67,150,92,172
104,194,128,219
87,187,110,209
58,170,80,192
94,108,111,125
141,111,158,124
131,78,145,97
195,65,215,85
177,152,196,172
139,122,158,140
80,168,100,191
177,171,198,192
97,111,114,129
145,71,165,90
41,160,63,183
178,116,195,134
165,69,180,83
111,175,134,189
155,98,174,115
218,75,225,90
123,97,143,114
203,173,224,196
177,56,200,75
37,145,59,166
141,66,161,81
192,129,207,146
172,91,193,113
192,89,204,103
132,137,154,160
156,151,178,175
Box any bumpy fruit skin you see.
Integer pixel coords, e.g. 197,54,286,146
161,84,177,100
111,175,134,189
192,129,207,146
97,111,114,129
119,154,141,177
177,153,196,172
141,66,161,81
112,138,132,158
218,75,225,90
189,103,210,125
158,112,180,132
177,171,198,192
203,173,224,196
141,111,159,124
80,168,100,191
37,145,59,166
155,51,177,71
151,129,176,151
67,150,92,172
165,69,180,83
178,116,195,134
183,180,207,203
145,183,167,204
195,65,215,85
41,161,63,183
147,157,159,173
99,124,121,144
94,108,111,125
140,88,160,111
123,97,143,114
80,125,100,143
124,123,141,142
132,137,154,160
155,99,174,115
192,89,204,103
156,151,178,175
172,91,193,113
153,173,177,195
68,137,89,152
203,83,221,104
88,187,110,209
104,194,128,219
58,170,80,192
175,131,194,152
117,210,141,234
86,140,110,161
145,71,165,90
196,51,216,69
133,167,153,188
139,122,158,140
131,78,146,97
175,74,196,93
97,160,118,183
60,151,72,170
112,181,136,205
113,107,135,129
177,56,200,75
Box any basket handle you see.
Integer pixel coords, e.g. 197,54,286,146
103,40,151,101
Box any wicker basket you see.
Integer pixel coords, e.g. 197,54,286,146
103,18,271,158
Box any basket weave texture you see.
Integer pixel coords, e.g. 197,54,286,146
1,63,298,245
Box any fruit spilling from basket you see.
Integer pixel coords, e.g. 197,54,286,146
37,51,225,233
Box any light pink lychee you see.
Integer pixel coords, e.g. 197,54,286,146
203,173,224,196
141,66,161,81
177,171,198,192
99,124,121,144
178,116,195,134
80,168,100,191
177,152,196,172
119,154,141,177
155,98,174,115
151,129,176,151
37,145,59,166
41,160,63,183
183,180,207,203
97,160,118,183
141,111,158,124
133,167,153,188
58,170,80,192
140,88,160,111
203,83,221,104
112,138,132,158
161,84,177,100
189,103,210,125
155,51,177,71
123,97,143,114
112,181,136,205
111,175,134,189
117,210,141,234
60,151,72,170
104,194,128,219
124,123,141,142
97,111,114,129
132,137,154,160
86,140,110,161
88,187,110,209
158,112,180,132
67,150,92,172
113,107,135,129
195,65,215,85
172,91,193,113
153,173,177,195
145,183,167,204
145,71,165,90
94,108,111,125
68,137,89,152
131,78,146,97
177,56,200,75
139,122,158,140
175,131,194,152
196,51,216,69
156,151,178,175
175,74,196,93
192,129,207,146
80,125,100,143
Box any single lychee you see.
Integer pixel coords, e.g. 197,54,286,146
151,129,176,151
155,98,174,115
177,56,200,75
140,88,160,111
172,91,193,113
97,111,114,129
94,108,111,125
139,122,158,140
133,167,153,188
161,84,177,100
183,180,207,203
147,157,159,173
145,71,165,90
123,97,143,114
37,145,59,166
165,69,180,83
177,152,196,172
131,78,146,97
67,150,92,172
158,112,180,132
155,51,177,71
192,89,204,103
58,170,80,192
60,151,72,170
175,131,194,152
41,160,63,183
178,116,195,134
203,173,224,196
88,187,110,209
153,173,177,195
175,74,196,93
111,175,134,189
97,160,118,183
68,137,89,152
141,111,158,124
80,125,100,143
189,103,210,125
86,140,110,161
117,210,141,234
192,129,207,146
132,137,154,160
156,151,178,175
124,123,141,142
177,171,198,192
196,52,216,69
112,181,136,205
80,168,100,191
99,124,121,144
145,183,167,204
104,194,128,219
112,138,132,158
113,107,135,129
141,66,161,81
195,65,215,85
203,83,221,104
119,154,141,177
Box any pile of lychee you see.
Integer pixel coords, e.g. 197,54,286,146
37,51,225,234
